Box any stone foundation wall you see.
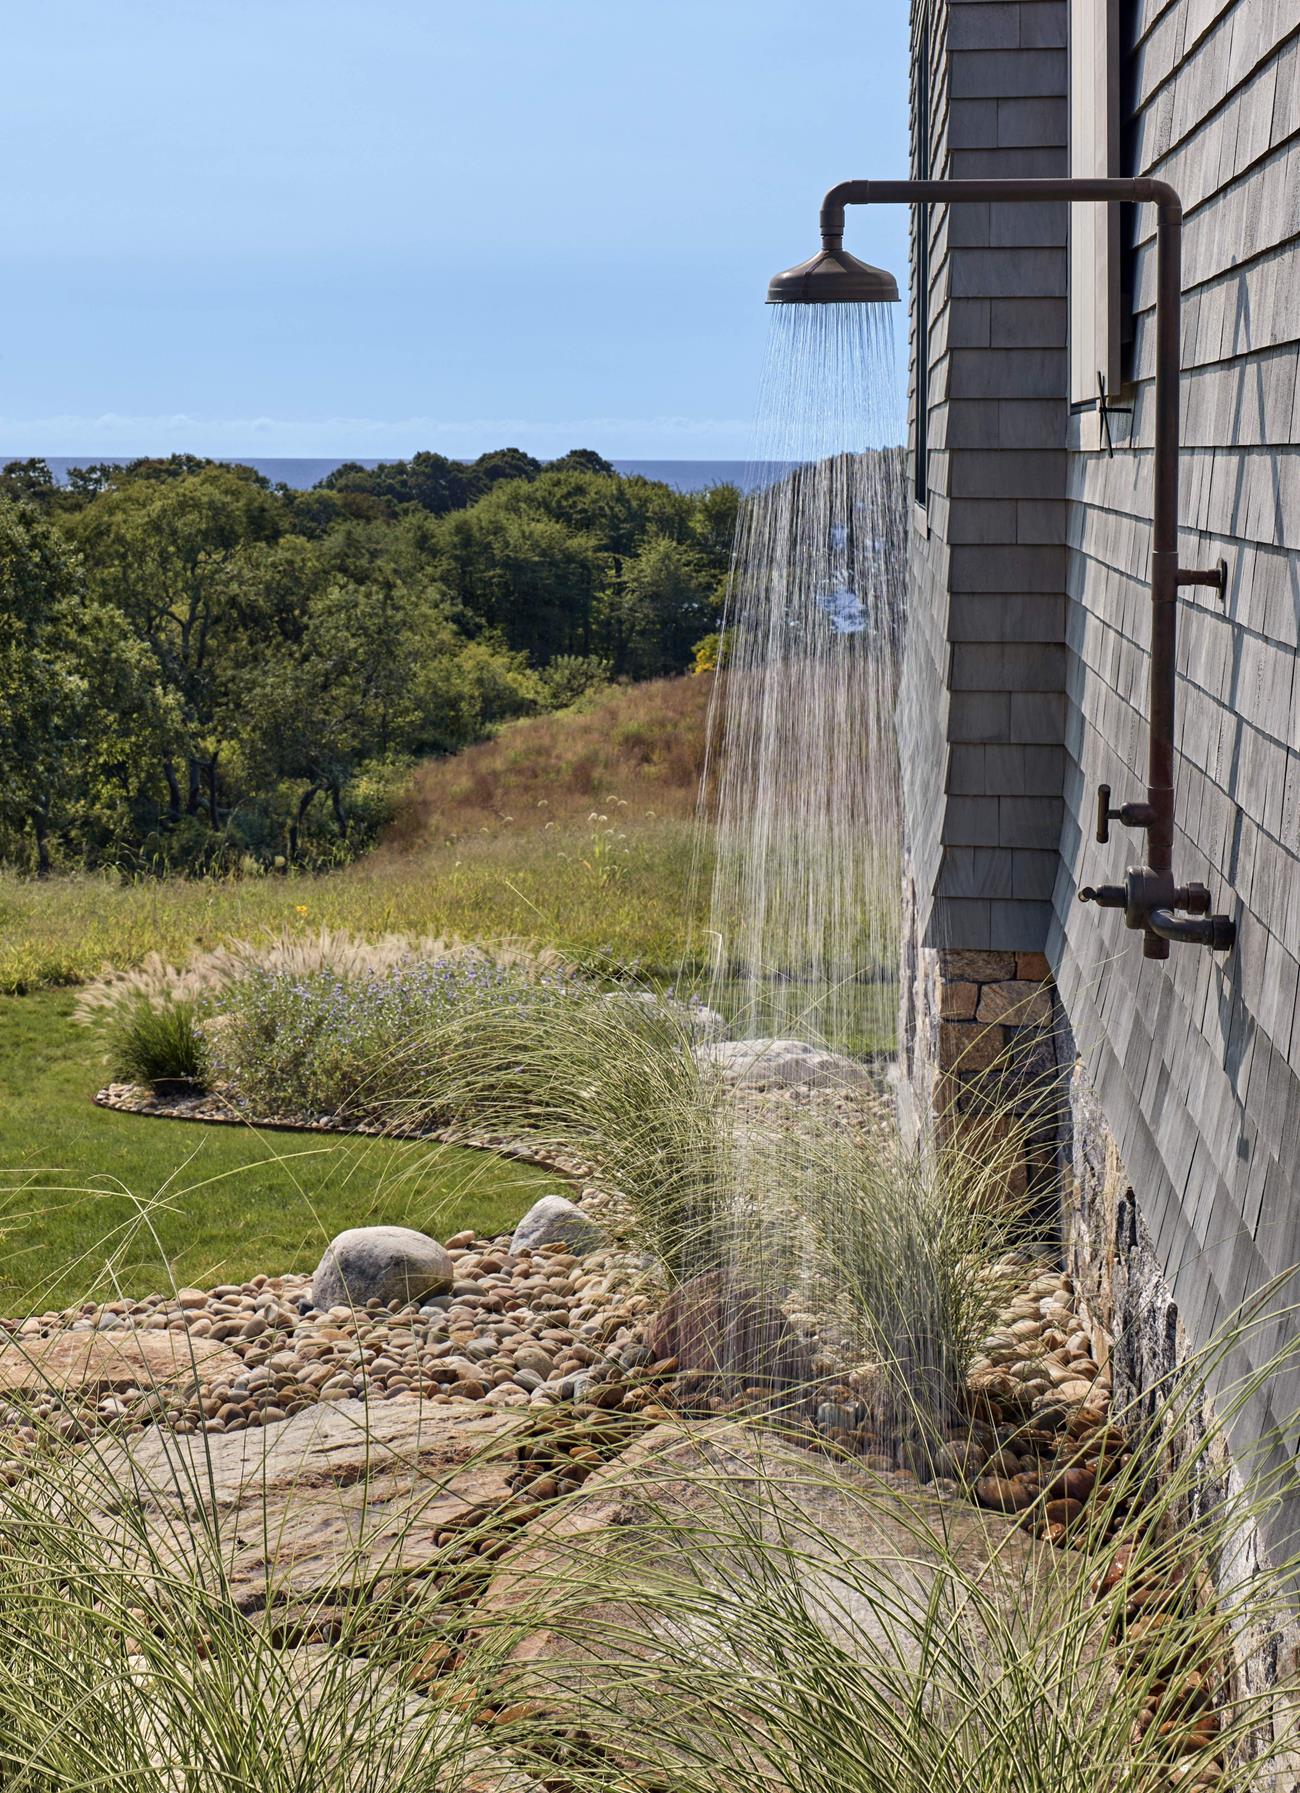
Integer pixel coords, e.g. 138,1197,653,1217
899,866,1068,1209
1065,1060,1181,1419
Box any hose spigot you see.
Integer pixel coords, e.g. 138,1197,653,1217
1079,867,1235,955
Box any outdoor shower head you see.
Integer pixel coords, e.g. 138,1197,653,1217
766,243,900,304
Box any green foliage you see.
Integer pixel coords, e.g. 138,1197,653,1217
603,533,720,679
210,955,569,1125
0,452,740,875
534,653,612,708
109,996,207,1089
426,467,728,676
692,628,733,674
0,498,183,874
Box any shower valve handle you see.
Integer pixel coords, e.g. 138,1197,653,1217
1095,784,1157,845
1078,883,1126,908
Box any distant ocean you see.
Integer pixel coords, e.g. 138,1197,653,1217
12,456,797,495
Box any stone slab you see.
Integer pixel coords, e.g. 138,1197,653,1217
476,1421,1073,1718
0,1329,242,1396
75,1397,524,1616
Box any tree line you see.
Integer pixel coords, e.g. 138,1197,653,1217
0,449,737,874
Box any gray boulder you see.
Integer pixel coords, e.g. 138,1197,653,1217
696,1037,875,1091
602,990,727,1042
310,1226,454,1311
510,1194,601,1257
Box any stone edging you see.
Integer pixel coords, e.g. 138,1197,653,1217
91,1082,594,1185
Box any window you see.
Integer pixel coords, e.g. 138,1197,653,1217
913,0,931,509
1069,0,1121,417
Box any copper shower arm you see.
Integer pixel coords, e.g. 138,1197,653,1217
810,176,1232,957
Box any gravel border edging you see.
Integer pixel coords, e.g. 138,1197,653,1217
90,1083,595,1184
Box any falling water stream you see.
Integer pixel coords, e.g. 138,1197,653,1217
701,302,907,1060
670,302,917,1429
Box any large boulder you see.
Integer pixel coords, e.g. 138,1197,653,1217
510,1195,601,1258
696,1037,875,1091
310,1226,454,1311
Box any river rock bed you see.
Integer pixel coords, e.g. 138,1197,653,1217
37,1089,1116,1542
0,1234,663,1462
0,1226,1111,1488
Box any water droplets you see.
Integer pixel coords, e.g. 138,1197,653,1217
701,301,906,1058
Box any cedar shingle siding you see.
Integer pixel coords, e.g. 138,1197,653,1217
1053,0,1300,1411
898,0,1071,955
903,0,1300,1465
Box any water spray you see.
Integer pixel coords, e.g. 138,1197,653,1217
771,177,1235,959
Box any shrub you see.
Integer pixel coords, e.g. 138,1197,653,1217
209,955,574,1124
109,997,207,1090
691,627,734,673
534,653,612,708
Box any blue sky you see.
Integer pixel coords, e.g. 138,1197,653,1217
1,1,908,461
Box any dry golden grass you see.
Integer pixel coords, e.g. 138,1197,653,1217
387,673,715,846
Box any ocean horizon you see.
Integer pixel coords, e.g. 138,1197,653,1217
5,455,798,496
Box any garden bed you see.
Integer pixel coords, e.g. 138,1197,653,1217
92,1078,599,1182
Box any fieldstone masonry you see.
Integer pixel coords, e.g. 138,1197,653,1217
900,865,1067,1208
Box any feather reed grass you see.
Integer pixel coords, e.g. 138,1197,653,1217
387,988,1058,1454
474,1302,1300,1792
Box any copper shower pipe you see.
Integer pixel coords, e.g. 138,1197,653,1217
818,177,1234,957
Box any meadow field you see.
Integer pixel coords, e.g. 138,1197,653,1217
0,676,714,997
0,680,712,1306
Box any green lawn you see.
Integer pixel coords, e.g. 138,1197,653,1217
0,992,562,1315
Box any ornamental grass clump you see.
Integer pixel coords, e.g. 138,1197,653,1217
75,926,565,1022
795,1105,1037,1457
209,953,575,1125
395,986,732,1281
386,990,1052,1439
0,1409,561,1793
108,995,208,1091
474,1304,1300,1793
1,1308,1297,1793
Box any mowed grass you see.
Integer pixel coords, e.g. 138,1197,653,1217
0,991,563,1314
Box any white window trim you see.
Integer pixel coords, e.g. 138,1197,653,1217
1070,0,1121,445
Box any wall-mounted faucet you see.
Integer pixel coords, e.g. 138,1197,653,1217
770,177,1235,958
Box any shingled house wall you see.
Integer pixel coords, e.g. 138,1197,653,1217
897,0,1072,1181
900,0,1300,1545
